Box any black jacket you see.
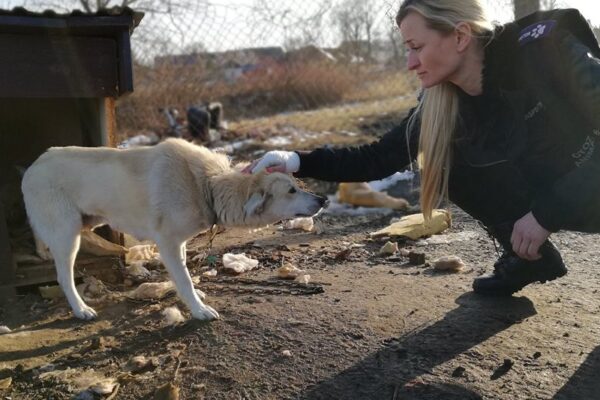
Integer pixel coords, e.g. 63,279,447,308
295,9,600,233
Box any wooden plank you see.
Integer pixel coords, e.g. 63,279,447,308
0,203,16,286
0,34,118,98
117,29,134,95
102,97,118,147
0,14,136,34
11,256,123,288
99,96,124,247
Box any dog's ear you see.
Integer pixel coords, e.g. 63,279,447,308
243,191,266,216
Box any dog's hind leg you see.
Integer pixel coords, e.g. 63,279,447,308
51,231,98,320
33,233,53,261
180,243,187,264
157,238,219,321
23,173,97,320
31,210,97,320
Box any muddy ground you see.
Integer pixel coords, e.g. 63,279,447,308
2,110,600,399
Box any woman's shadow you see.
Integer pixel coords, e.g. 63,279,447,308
553,345,600,399
299,292,537,400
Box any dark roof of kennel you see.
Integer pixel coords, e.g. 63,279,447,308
0,6,144,35
0,6,143,97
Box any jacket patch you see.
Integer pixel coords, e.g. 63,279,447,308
519,20,557,45
524,101,544,120
572,130,600,167
572,136,594,167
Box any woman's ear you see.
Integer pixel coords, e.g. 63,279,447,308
455,21,473,52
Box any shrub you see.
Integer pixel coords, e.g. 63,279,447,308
116,60,357,133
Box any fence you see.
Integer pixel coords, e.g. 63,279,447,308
2,0,598,138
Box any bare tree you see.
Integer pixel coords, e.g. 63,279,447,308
77,0,134,12
182,41,207,54
387,24,404,66
362,1,375,60
22,0,210,63
540,0,565,10
333,0,374,61
25,0,207,14
295,7,330,48
250,0,333,51
513,0,540,19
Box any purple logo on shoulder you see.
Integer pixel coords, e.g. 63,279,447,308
518,20,557,45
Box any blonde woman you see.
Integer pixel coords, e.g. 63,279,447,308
245,0,600,295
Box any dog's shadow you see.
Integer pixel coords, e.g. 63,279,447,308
298,292,537,400
0,299,218,365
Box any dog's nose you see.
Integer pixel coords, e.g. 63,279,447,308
319,196,329,208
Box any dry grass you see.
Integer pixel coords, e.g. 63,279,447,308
229,95,418,134
116,61,418,135
344,69,419,102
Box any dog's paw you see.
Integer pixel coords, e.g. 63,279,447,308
192,305,220,321
73,305,98,320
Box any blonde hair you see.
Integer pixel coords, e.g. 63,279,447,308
397,0,493,218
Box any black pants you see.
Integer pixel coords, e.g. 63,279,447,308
448,161,533,228
448,160,600,232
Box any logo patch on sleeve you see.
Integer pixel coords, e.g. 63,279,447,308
518,20,557,45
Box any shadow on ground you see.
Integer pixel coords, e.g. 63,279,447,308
299,292,537,400
553,345,600,400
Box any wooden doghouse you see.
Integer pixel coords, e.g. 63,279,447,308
0,7,143,293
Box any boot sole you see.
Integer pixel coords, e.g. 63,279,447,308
473,268,567,296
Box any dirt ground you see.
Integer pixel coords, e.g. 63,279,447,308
2,109,600,400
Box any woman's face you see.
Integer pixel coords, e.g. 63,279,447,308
399,11,463,88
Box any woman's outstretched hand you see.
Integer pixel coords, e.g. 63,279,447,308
242,151,300,174
511,212,551,261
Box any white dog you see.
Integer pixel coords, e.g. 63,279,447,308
22,139,327,321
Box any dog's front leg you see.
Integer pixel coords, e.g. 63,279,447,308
157,239,219,321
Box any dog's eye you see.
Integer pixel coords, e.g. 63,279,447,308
288,187,297,194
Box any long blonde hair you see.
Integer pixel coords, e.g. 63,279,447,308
396,0,493,218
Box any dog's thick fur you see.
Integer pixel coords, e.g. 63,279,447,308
22,139,326,321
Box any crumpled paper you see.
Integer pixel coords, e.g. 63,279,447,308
222,253,259,274
282,217,314,232
370,209,451,240
432,255,466,272
277,263,306,279
162,306,186,325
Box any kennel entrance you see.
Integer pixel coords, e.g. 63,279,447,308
0,7,143,294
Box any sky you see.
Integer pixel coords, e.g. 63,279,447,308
144,0,600,54
0,0,597,24
0,0,598,56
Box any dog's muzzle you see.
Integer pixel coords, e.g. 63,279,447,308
317,195,329,208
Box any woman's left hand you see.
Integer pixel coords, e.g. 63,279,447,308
510,212,551,260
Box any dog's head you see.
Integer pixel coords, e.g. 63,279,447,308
243,172,328,225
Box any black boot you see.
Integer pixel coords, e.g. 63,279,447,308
473,222,567,295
